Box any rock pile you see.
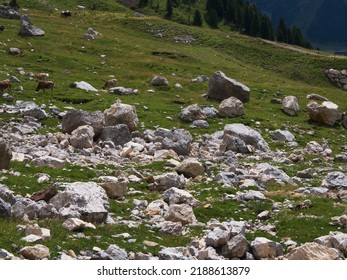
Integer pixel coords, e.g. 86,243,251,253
325,68,347,91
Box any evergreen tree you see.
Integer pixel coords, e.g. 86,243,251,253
206,0,224,21
192,9,203,27
250,9,260,36
138,0,149,8
277,18,288,43
259,15,274,40
205,9,219,28
165,0,173,19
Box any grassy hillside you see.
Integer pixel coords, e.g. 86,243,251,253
0,0,347,258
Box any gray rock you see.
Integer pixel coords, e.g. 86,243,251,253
20,244,50,260
296,168,314,179
9,47,21,56
158,247,188,260
202,106,218,118
11,198,58,220
287,242,341,260
205,227,231,248
307,101,342,126
109,86,139,95
306,141,323,154
215,172,239,186
218,97,245,117
32,156,65,168
0,139,12,169
175,158,205,178
329,232,347,256
21,107,48,120
150,76,169,86
73,81,98,92
251,237,280,259
0,6,20,19
152,172,186,191
50,182,109,223
221,123,270,153
307,93,329,101
62,218,96,231
157,128,192,156
249,163,295,186
282,96,300,116
104,245,128,260
295,187,328,197
321,172,347,189
163,187,201,208
164,204,197,225
83,34,94,40
235,190,266,201
20,15,45,36
207,71,250,103
70,125,94,149
99,124,131,146
221,234,249,259
191,120,209,128
191,75,209,83
62,109,105,136
104,101,138,132
272,130,295,142
0,198,11,218
159,221,185,235
179,104,206,122
98,176,128,199
0,248,14,260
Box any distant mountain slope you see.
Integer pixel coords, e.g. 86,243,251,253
248,0,347,49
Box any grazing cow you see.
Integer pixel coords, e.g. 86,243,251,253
102,78,118,90
0,79,11,93
36,81,54,93
33,72,49,81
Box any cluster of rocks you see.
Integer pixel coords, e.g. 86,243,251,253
325,68,347,91
0,3,20,19
83,27,101,40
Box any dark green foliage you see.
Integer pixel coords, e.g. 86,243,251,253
138,0,149,8
192,9,203,26
165,0,173,19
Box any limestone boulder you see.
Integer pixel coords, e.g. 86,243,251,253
175,158,205,178
218,97,245,117
272,130,295,142
207,71,250,103
251,237,282,259
221,234,250,259
221,123,270,153
321,172,347,189
98,176,128,199
164,204,197,225
152,172,186,191
72,81,98,92
155,128,192,156
179,104,206,122
163,187,201,208
50,182,109,223
287,242,341,260
98,124,131,146
307,101,342,126
62,109,105,136
150,76,169,86
19,15,45,36
104,101,138,132
282,96,300,116
20,244,50,260
70,125,94,149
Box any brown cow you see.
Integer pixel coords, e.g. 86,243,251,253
0,79,11,93
102,78,118,90
36,81,54,93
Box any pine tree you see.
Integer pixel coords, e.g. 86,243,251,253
206,0,224,21
165,0,173,19
277,18,288,43
138,0,149,8
193,9,203,27
206,9,219,28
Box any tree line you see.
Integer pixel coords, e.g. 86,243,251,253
138,0,312,49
